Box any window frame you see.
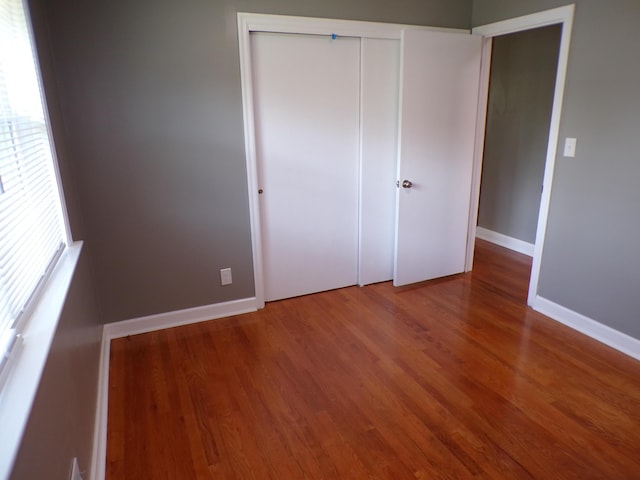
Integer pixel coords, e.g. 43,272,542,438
0,0,78,477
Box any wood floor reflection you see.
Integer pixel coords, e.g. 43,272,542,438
107,240,640,479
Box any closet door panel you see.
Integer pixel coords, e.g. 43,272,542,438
394,30,482,286
359,38,400,286
251,32,360,301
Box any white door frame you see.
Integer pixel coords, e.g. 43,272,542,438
237,13,463,307
465,5,575,306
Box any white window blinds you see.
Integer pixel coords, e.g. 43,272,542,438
0,0,66,387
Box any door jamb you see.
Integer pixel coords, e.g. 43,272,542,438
465,5,575,307
237,13,464,307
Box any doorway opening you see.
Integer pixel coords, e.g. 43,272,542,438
468,5,575,308
477,24,562,256
474,24,562,302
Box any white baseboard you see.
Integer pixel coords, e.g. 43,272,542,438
533,296,640,362
476,226,534,257
89,297,259,480
104,297,259,339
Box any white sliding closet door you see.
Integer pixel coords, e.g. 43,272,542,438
251,32,360,302
359,38,400,286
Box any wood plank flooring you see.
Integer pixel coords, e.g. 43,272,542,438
107,240,640,479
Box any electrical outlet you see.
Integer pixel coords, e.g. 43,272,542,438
563,137,577,157
70,457,83,480
220,268,233,286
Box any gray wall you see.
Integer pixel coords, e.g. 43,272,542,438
41,0,471,324
13,1,639,479
478,25,561,244
9,2,103,479
474,0,640,339
10,251,102,480
11,1,470,477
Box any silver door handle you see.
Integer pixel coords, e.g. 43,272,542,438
402,179,413,189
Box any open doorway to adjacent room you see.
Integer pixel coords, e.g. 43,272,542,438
468,6,574,307
475,25,562,302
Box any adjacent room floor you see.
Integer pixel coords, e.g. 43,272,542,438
106,240,640,479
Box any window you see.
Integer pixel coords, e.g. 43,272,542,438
0,0,68,389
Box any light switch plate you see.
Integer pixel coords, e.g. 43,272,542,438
563,137,577,157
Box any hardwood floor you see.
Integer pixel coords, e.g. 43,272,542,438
107,240,640,479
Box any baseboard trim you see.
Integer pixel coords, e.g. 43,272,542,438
476,226,534,257
89,297,259,479
533,296,640,362
103,297,259,339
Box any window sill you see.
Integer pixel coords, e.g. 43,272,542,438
0,242,83,480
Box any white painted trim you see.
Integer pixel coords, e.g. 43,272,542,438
0,243,82,480
104,297,258,339
238,13,468,307
467,5,575,307
238,15,266,309
527,6,575,306
465,36,492,271
475,227,534,257
23,2,73,245
89,326,110,480
238,13,464,40
533,296,640,362
473,5,575,37
88,297,258,480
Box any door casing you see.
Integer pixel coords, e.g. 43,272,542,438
466,5,575,307
237,13,464,307
237,7,575,308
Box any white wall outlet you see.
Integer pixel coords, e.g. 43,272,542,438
220,268,233,286
563,137,577,157
70,457,83,480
